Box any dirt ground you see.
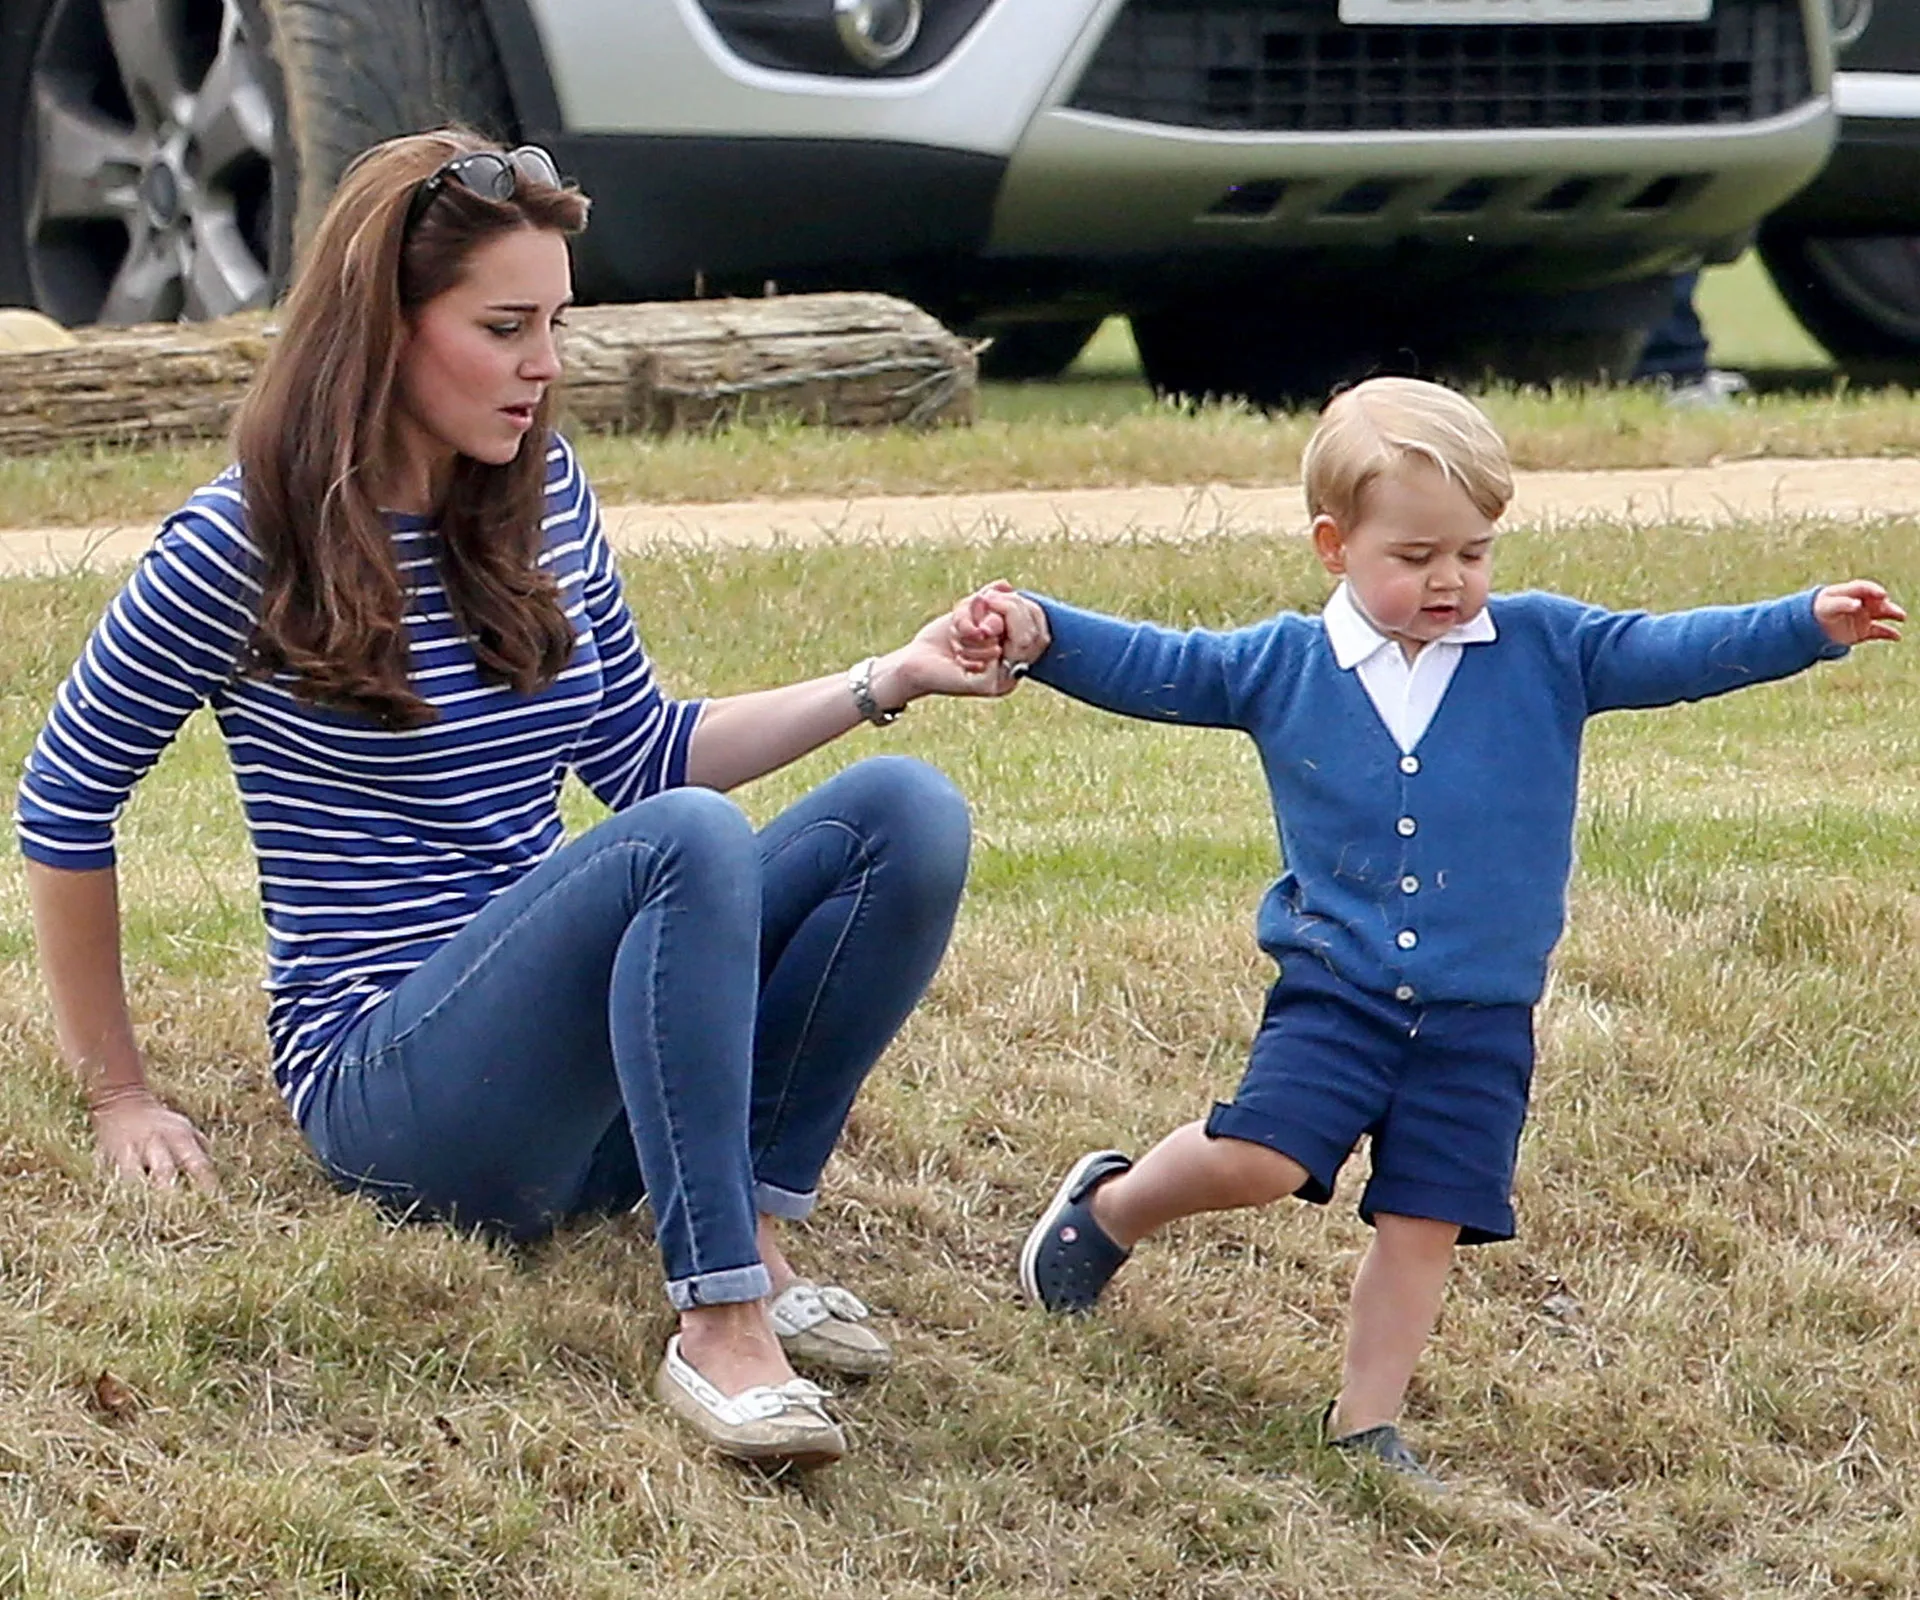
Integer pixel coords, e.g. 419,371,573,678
1,455,1917,575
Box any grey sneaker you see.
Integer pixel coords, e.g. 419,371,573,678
1324,1409,1443,1487
1659,368,1751,409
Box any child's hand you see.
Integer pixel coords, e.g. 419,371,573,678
946,590,1005,677
970,580,1051,679
1814,580,1905,647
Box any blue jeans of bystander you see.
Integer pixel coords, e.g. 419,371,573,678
1632,270,1709,382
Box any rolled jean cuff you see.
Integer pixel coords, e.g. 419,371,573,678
667,1262,772,1311
755,1180,816,1221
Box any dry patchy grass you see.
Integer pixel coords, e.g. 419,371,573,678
3,381,1918,535
3,517,1919,1596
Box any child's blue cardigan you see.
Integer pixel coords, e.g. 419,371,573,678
1028,587,1844,1007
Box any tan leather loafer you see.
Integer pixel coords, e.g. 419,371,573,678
769,1282,893,1377
653,1336,846,1467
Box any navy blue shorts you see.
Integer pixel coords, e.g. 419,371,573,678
1205,958,1534,1244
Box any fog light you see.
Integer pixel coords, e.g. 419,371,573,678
1831,0,1872,47
833,0,921,67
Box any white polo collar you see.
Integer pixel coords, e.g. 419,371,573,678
1323,581,1497,669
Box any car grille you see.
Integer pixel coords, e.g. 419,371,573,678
1068,0,1814,133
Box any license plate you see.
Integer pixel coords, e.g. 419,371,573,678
1339,0,1712,22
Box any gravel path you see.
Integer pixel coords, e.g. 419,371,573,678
0,456,1914,576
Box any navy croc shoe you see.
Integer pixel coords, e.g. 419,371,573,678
1018,1149,1133,1314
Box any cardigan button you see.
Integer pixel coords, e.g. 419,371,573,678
1394,984,1415,1002
1396,816,1416,837
1396,929,1418,950
1400,875,1419,894
1399,755,1420,775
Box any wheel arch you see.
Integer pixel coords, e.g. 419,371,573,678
469,0,563,140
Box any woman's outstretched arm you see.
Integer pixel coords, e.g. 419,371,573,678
683,604,1014,793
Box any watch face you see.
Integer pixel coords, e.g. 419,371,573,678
848,657,884,725
847,656,902,725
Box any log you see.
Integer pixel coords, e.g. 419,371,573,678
0,315,274,456
0,292,976,457
564,296,978,434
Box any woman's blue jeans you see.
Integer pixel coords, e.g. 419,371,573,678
298,756,970,1310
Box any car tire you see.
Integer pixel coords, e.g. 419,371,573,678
1133,296,1654,409
258,0,515,283
0,0,510,326
976,319,1102,382
1757,229,1920,381
1131,305,1383,409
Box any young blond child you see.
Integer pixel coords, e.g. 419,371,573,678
962,376,1901,1479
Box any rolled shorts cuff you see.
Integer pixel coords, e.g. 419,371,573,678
667,1262,773,1311
755,1180,816,1221
1360,1177,1515,1246
1203,1101,1338,1206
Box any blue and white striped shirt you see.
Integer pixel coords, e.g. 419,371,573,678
16,436,702,1119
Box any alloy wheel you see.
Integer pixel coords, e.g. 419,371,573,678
27,0,275,324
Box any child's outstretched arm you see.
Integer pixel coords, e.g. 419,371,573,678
1814,580,1905,647
1573,580,1901,713
964,582,1287,729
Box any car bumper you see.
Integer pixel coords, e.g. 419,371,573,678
552,132,1006,303
988,101,1835,292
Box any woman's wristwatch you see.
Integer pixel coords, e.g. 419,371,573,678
847,656,904,726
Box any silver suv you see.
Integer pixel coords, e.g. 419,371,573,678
1,0,1838,403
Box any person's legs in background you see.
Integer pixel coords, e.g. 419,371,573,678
1632,269,1749,407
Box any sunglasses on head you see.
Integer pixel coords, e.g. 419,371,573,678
403,144,562,231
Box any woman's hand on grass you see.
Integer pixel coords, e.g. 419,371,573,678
89,1084,217,1191
1815,580,1904,647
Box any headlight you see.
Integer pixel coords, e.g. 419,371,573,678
834,0,922,67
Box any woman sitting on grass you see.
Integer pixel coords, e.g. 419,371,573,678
14,129,1015,1470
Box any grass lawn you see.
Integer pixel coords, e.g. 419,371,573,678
3,507,1918,1596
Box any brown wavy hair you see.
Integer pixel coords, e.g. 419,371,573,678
232,128,590,729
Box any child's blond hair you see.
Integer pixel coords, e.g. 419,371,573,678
1302,377,1514,529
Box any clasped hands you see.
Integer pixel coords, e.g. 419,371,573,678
889,581,1051,702
944,580,1051,690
